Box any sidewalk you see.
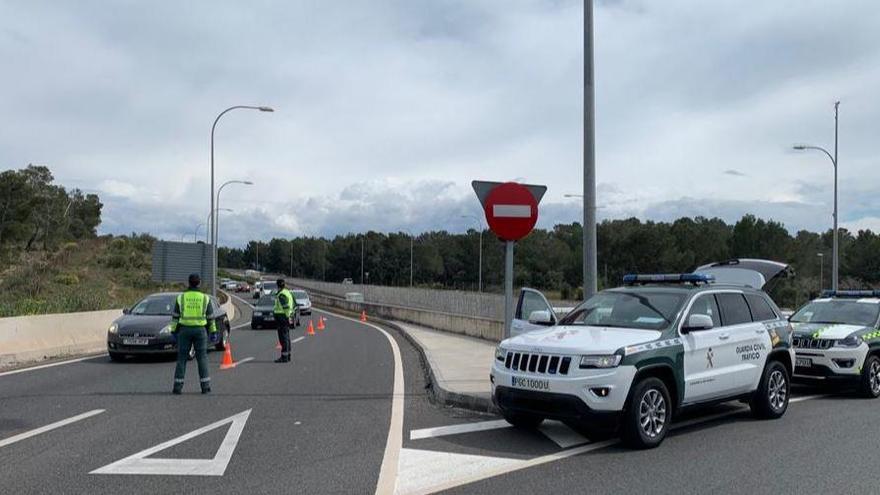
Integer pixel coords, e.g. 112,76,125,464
391,321,496,413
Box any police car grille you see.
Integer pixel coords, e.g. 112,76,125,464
504,352,571,375
792,337,834,350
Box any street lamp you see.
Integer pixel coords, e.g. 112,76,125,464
213,180,253,296
193,222,205,243
461,215,483,292
210,105,273,297
793,101,839,290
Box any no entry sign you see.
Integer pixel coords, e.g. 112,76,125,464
472,181,547,241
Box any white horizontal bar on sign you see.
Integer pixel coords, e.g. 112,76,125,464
492,204,531,218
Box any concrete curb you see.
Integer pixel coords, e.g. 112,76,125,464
313,302,498,415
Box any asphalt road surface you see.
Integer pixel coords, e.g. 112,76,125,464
2,293,880,494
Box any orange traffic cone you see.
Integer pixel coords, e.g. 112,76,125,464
317,316,325,331
307,320,316,336
220,344,235,369
360,311,367,322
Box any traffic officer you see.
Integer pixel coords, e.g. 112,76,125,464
170,273,217,394
274,278,296,363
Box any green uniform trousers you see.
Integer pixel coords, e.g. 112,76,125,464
173,326,210,391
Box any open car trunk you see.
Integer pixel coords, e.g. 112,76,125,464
694,258,794,290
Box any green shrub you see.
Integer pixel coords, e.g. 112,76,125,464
54,273,80,285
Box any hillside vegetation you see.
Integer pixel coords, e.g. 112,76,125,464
0,235,180,317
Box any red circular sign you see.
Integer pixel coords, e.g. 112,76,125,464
483,182,539,241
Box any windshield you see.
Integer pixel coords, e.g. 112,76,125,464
262,282,277,291
558,290,686,330
131,295,177,316
257,295,275,306
292,290,309,300
791,300,880,327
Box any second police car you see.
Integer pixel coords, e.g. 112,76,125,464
491,259,795,449
789,290,880,397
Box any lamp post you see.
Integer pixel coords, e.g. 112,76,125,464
193,222,205,243
793,101,839,291
583,0,598,300
213,179,253,297
210,105,273,297
461,215,483,292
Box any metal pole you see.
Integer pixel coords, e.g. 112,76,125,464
194,222,204,243
583,0,598,300
504,241,514,339
832,101,839,291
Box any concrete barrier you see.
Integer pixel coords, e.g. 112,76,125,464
0,309,120,368
310,293,504,342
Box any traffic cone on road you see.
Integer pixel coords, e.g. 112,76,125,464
360,311,367,322
307,320,316,336
317,316,325,331
220,344,235,370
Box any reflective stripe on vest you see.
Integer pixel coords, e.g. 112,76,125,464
274,288,293,317
177,291,208,327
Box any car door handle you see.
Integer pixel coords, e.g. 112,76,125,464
719,333,731,340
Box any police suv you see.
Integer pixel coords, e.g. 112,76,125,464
491,259,795,449
790,290,880,397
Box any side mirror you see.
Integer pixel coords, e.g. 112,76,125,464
122,307,131,315
683,314,714,333
528,310,554,326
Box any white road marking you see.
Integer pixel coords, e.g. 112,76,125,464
231,322,251,330
313,307,404,495
91,409,252,476
790,394,825,403
395,448,528,495
537,420,589,448
410,420,510,440
0,409,105,449
292,336,305,344
235,357,255,366
0,355,105,378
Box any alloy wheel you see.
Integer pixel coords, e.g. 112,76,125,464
638,389,667,439
870,360,880,395
768,369,787,411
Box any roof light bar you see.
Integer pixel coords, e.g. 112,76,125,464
623,273,715,285
821,290,880,298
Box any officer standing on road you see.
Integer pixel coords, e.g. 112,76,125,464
170,273,216,394
274,279,296,363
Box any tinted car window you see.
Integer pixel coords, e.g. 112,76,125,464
131,295,176,316
716,293,752,326
791,300,880,327
292,290,309,300
686,294,721,327
559,290,686,331
258,295,275,306
745,294,776,321
262,282,277,291
519,291,550,320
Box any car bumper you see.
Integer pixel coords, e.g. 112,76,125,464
299,307,312,315
491,363,637,414
793,345,866,380
107,336,178,354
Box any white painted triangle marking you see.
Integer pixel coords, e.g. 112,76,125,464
395,447,528,495
537,420,589,448
90,409,252,476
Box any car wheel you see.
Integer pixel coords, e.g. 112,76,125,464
109,352,125,362
215,326,230,351
859,354,880,398
750,360,790,419
622,377,670,449
501,411,543,430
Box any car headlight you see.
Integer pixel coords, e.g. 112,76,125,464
108,323,118,334
159,324,173,335
835,335,863,348
579,354,622,369
495,346,506,362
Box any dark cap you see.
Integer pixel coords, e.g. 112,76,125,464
276,278,285,288
188,273,201,287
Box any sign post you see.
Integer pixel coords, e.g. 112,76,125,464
472,181,547,338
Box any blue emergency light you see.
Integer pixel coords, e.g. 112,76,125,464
820,290,880,298
623,273,715,285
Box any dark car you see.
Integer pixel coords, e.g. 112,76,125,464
107,292,232,362
251,294,300,329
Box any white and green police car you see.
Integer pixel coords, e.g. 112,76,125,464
491,259,796,449
790,290,880,397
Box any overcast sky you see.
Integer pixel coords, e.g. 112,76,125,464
3,1,879,247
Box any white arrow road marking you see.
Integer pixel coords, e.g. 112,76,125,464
0,409,105,449
90,409,252,476
492,204,531,218
395,448,529,495
536,420,588,448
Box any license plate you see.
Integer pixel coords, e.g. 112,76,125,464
796,357,812,368
123,338,149,345
511,376,550,391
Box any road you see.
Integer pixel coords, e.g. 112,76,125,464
2,293,880,494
